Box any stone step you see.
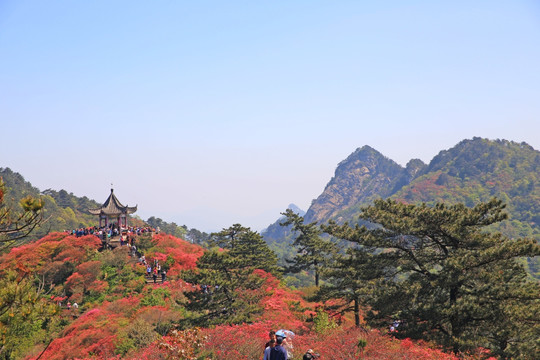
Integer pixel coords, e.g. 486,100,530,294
145,276,164,284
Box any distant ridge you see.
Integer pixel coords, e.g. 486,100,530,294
260,203,304,236
263,138,539,254
0,168,193,242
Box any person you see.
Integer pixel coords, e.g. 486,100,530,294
270,331,288,360
161,269,167,283
146,265,152,278
153,267,158,283
282,336,293,359
302,349,320,360
265,330,276,349
263,339,275,360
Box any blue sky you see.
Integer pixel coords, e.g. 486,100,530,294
1,1,539,231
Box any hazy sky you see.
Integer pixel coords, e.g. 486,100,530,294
1,1,539,232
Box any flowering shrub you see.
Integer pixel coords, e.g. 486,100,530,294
30,305,120,360
5,232,490,360
202,325,471,360
0,233,101,275
145,233,204,276
157,328,208,359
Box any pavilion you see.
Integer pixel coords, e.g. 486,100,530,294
88,189,137,229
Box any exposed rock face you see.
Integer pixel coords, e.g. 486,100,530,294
263,138,539,252
304,146,421,224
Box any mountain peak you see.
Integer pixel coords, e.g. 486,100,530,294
287,203,305,216
305,146,407,223
262,138,539,263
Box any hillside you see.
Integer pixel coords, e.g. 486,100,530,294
0,167,210,245
396,138,539,239
0,231,487,360
305,145,425,224
263,138,539,244
1,150,536,358
0,168,99,242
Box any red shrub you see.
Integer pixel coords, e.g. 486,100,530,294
0,232,101,275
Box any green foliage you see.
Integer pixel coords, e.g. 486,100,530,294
0,168,97,243
209,224,281,277
357,337,367,350
312,308,338,334
280,209,338,286
0,175,44,250
264,138,539,283
182,248,266,327
116,318,160,355
395,138,540,242
183,227,211,246
136,233,154,252
141,288,170,307
324,198,540,358
182,225,280,327
317,246,378,326
146,216,187,238
0,271,58,360
283,271,314,289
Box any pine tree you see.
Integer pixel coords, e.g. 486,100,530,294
0,271,57,359
0,177,44,251
317,247,383,327
280,209,337,286
323,198,540,357
210,224,280,276
182,249,266,326
182,224,280,326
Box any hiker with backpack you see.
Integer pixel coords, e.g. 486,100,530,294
269,330,288,360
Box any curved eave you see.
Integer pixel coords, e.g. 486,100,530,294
126,205,137,214
88,207,137,216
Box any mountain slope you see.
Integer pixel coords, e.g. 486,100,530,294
263,138,539,247
0,167,203,243
394,138,539,239
304,145,426,224
0,167,100,241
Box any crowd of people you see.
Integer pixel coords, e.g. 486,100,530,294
66,224,167,285
67,224,156,240
139,256,167,283
263,330,320,360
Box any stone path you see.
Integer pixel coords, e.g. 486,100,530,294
102,235,166,285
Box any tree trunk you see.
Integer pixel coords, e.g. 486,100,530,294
354,296,360,327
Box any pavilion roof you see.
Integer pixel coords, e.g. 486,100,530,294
88,189,137,216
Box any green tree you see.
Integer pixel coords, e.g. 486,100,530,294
317,247,382,327
210,224,280,276
182,249,266,326
182,224,280,327
184,227,210,245
0,272,58,360
0,177,44,251
323,198,540,357
280,209,337,286
146,216,187,238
